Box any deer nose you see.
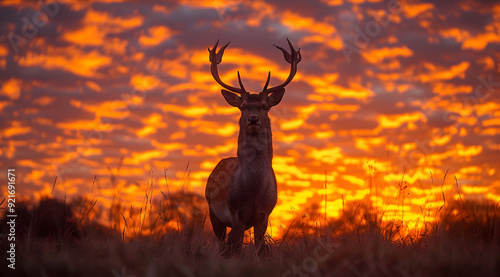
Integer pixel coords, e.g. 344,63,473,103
248,115,260,125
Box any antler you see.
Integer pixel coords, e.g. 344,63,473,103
208,40,247,95
263,38,301,94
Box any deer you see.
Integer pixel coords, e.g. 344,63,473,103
205,38,301,254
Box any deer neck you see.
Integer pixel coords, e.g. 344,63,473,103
236,124,273,172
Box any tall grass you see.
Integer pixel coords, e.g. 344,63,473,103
0,170,499,276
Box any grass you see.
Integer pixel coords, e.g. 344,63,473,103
1,172,499,276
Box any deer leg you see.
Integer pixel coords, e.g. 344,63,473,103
226,225,244,255
226,210,248,254
254,212,269,255
209,208,227,242
209,208,229,256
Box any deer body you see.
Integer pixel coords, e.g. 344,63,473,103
205,39,301,253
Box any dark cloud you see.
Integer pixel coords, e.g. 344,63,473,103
332,115,379,131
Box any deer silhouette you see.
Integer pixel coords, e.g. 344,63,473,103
205,39,301,254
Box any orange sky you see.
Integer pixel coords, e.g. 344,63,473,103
1,0,500,236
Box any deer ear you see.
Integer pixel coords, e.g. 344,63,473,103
267,88,285,106
221,89,242,107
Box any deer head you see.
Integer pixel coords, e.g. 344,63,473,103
208,38,301,136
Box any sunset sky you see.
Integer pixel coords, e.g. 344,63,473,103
1,0,499,234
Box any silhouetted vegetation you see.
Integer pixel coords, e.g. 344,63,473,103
1,188,499,276
1,198,78,244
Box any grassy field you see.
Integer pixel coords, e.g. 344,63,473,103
1,190,499,277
